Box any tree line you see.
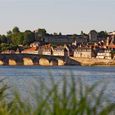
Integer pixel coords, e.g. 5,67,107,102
0,26,108,52
0,27,47,52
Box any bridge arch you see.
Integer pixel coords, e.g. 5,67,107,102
9,59,17,65
0,59,4,65
57,59,65,66
39,58,50,66
23,57,34,65
0,57,9,65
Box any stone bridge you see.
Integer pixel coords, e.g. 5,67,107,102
0,54,80,66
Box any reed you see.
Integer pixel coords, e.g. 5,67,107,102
0,76,114,115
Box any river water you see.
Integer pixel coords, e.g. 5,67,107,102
0,66,115,103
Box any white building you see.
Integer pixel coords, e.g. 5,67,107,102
53,46,69,56
74,48,95,58
38,48,52,55
96,49,111,59
108,31,115,36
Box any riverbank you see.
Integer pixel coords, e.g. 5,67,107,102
71,57,115,66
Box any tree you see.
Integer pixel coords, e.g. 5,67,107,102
23,30,35,45
53,32,58,35
35,28,47,41
10,32,24,45
0,43,9,51
8,44,18,51
98,31,108,38
59,32,62,36
12,26,20,34
81,31,84,36
37,28,46,36
7,30,12,35
0,35,8,43
71,34,77,39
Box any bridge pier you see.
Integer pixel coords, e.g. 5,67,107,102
49,59,58,66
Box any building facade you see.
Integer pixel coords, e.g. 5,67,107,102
96,49,112,59
74,48,95,58
43,35,75,45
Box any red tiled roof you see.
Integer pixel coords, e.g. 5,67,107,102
108,45,115,48
22,47,37,53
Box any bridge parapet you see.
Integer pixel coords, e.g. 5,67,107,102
0,54,80,66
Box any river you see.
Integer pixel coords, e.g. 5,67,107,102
0,66,115,103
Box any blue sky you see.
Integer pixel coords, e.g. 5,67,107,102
0,0,115,34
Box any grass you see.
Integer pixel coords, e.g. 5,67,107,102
0,76,115,115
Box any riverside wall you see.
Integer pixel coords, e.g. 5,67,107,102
70,57,115,66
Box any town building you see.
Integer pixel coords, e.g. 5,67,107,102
74,48,96,58
75,35,88,45
52,45,69,56
108,31,115,36
1,50,15,54
38,47,52,55
30,42,40,48
43,35,75,45
22,47,38,54
38,45,52,55
107,31,115,46
96,49,112,59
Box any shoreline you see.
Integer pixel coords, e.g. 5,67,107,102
70,57,115,66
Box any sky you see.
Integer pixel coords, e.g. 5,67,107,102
0,0,115,34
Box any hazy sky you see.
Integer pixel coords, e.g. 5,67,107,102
0,0,115,34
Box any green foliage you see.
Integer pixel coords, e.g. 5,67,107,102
98,31,108,38
7,31,12,35
0,43,18,52
35,28,47,41
10,32,24,45
12,27,20,34
8,44,18,51
111,50,115,54
37,28,46,37
0,35,11,44
0,43,10,51
23,30,35,45
0,76,114,115
59,32,62,36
